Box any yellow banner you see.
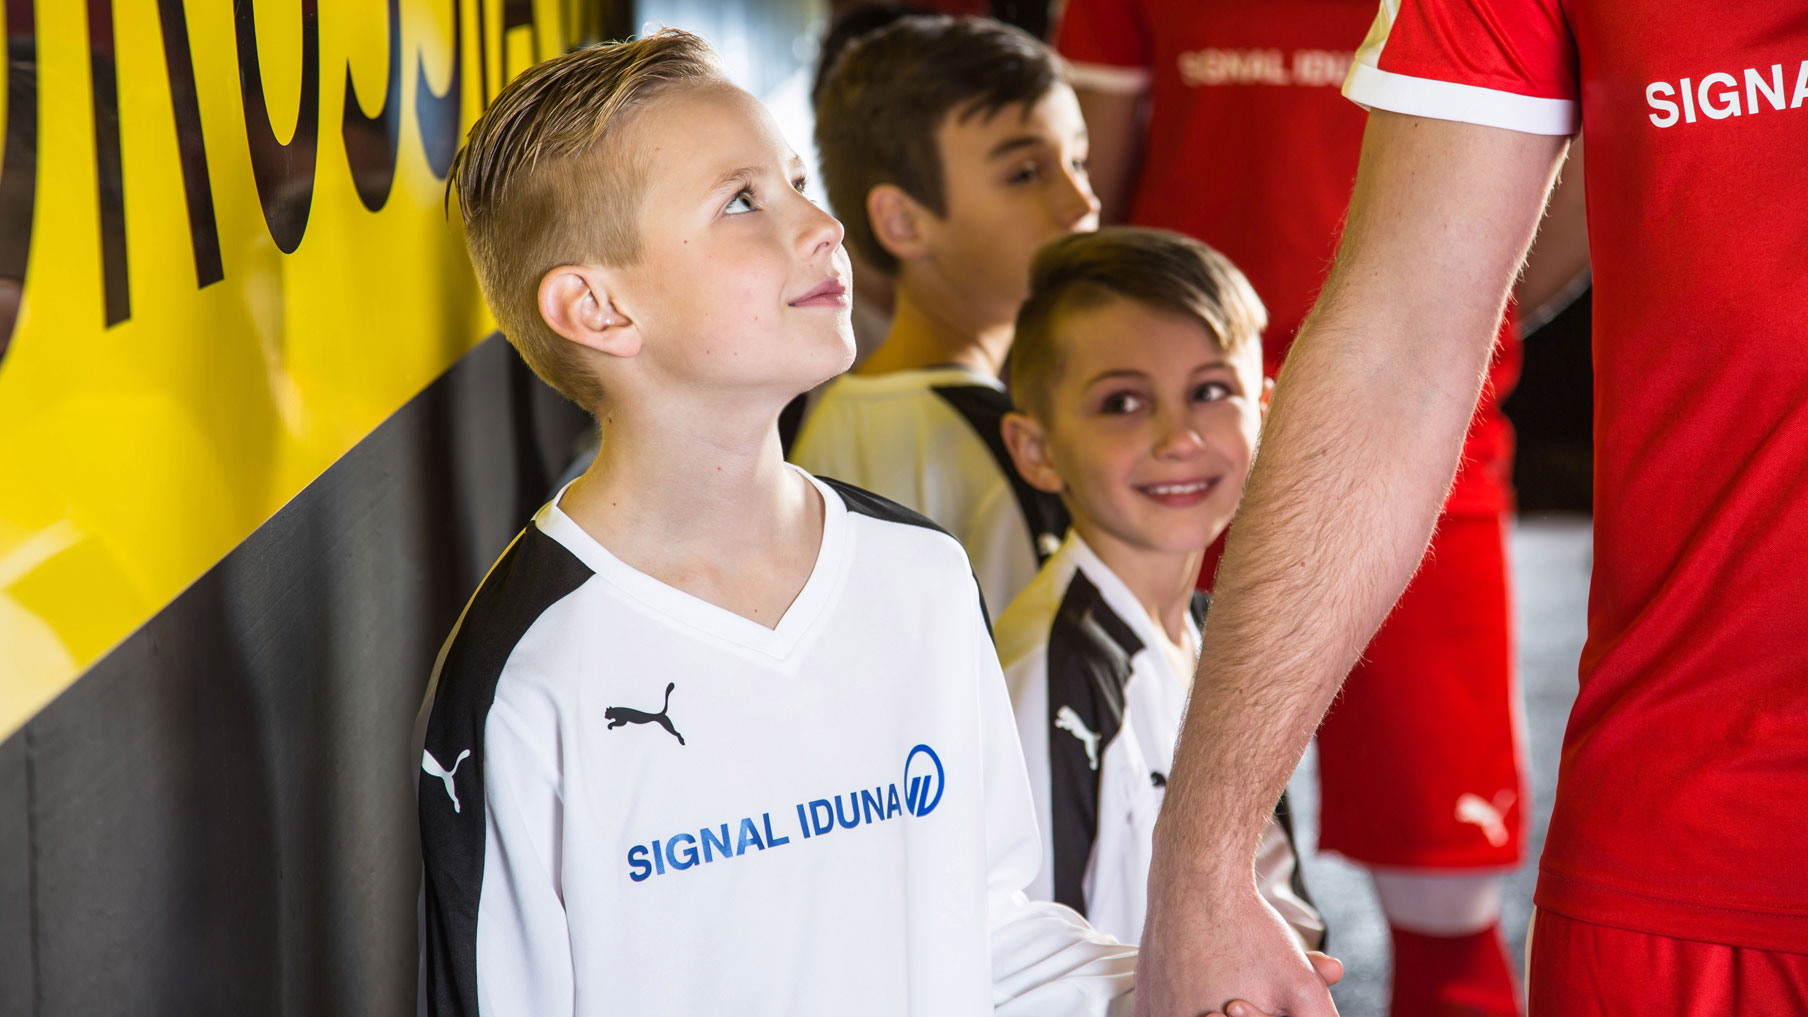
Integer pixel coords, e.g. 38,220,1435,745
0,0,592,738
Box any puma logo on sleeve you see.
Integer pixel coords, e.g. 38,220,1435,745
605,682,685,745
1055,705,1101,771
422,749,472,813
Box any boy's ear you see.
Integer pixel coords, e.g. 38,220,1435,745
867,184,932,265
538,265,640,358
1001,411,1065,495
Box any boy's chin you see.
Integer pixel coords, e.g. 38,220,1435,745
807,334,858,384
774,346,856,399
1148,519,1232,557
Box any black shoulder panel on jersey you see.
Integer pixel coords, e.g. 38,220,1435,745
418,525,593,1017
817,474,952,537
930,384,1072,565
1188,591,1211,631
816,474,997,630
1045,571,1144,916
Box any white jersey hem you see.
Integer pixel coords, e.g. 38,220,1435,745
1343,62,1577,136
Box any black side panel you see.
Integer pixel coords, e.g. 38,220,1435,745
419,528,593,1017
1044,573,1142,916
930,384,1072,564
0,334,588,1017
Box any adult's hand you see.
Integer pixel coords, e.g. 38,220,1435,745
1136,875,1341,1017
1130,111,1569,1016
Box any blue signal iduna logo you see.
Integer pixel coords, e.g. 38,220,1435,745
903,743,944,818
626,742,951,882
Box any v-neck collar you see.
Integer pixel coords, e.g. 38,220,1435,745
535,466,849,662
1061,532,1199,684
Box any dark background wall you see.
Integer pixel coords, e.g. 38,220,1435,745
1,338,589,1017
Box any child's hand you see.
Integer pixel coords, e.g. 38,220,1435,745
1214,953,1344,1017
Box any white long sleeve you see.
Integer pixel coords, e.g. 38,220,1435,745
973,605,1138,1014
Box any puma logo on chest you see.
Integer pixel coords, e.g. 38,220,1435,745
606,682,685,745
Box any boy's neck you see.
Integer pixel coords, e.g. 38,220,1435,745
854,275,1013,379
1073,519,1205,647
557,402,824,629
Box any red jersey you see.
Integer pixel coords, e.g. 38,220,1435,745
1055,0,1519,517
1346,1,1808,951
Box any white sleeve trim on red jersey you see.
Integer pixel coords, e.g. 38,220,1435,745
1344,61,1577,135
1341,0,1576,136
1065,60,1152,96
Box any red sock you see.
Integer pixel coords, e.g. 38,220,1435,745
1389,923,1523,1017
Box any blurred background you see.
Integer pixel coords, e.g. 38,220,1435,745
0,1,1590,1013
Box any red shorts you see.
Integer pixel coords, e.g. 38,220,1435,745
1315,513,1527,868
1529,909,1808,1016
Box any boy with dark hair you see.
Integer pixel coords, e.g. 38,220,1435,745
996,228,1329,959
793,14,1097,613
418,31,1135,1017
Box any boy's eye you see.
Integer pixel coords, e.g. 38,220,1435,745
792,176,809,195
1192,381,1233,402
725,189,756,214
1071,156,1090,176
1008,161,1041,185
1100,391,1146,415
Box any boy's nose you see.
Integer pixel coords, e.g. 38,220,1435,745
1058,165,1101,230
1153,412,1206,459
799,199,846,259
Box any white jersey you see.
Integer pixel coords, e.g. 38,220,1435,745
417,472,1135,1017
995,532,1324,947
790,367,1067,616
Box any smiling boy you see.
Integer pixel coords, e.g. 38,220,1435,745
793,15,1098,614
994,228,1328,958
417,32,1134,1017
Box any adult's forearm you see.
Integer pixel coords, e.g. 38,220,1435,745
1152,114,1569,887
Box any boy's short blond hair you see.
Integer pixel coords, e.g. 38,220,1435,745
450,31,721,409
1010,227,1268,420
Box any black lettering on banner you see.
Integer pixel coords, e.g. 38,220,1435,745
0,0,37,358
156,0,225,289
234,0,319,254
88,0,128,326
415,0,461,180
342,0,400,211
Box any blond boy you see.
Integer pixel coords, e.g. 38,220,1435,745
415,32,1135,1017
